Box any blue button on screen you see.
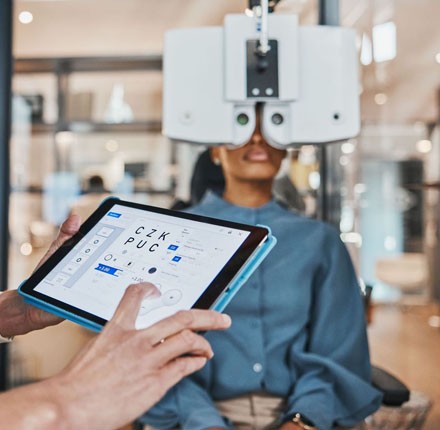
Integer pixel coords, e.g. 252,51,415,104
172,256,182,262
168,244,179,251
107,212,121,218
95,264,121,276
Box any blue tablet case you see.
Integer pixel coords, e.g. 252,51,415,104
18,226,276,333
210,226,276,313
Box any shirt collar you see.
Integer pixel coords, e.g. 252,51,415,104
200,190,282,214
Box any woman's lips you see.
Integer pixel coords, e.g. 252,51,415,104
243,148,270,162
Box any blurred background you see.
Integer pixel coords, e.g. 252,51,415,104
3,0,439,428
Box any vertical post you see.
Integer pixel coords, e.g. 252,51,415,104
319,0,340,26
0,0,13,391
317,0,339,222
54,59,69,171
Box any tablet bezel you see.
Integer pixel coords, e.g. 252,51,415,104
19,197,269,328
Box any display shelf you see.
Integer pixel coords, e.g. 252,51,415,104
12,55,174,198
15,55,162,74
14,55,163,135
11,186,173,195
29,120,162,134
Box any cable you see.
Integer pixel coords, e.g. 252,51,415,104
258,0,270,55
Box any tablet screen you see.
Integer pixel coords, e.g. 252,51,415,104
32,203,255,329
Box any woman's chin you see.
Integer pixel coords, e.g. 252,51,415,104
236,168,278,182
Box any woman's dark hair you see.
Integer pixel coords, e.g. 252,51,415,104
190,149,225,205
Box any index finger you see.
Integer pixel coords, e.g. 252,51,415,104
142,309,231,346
110,283,161,330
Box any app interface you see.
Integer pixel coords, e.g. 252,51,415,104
35,205,251,328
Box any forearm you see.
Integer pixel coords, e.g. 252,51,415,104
0,378,67,430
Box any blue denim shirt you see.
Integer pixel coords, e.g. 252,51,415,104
142,192,382,430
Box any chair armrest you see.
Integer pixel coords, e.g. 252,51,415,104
371,365,410,406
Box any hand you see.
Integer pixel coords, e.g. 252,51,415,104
0,214,81,338
0,282,231,430
49,282,232,430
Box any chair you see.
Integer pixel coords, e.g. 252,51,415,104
363,286,432,430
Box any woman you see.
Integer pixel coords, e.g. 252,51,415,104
141,115,382,430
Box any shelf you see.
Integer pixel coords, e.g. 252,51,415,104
29,120,162,134
11,186,172,195
13,55,168,180
67,120,162,133
15,55,162,74
30,122,56,133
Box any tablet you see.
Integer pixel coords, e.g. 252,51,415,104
19,197,276,332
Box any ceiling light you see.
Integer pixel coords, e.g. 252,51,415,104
105,139,119,152
416,139,432,153
384,235,397,251
55,131,75,145
354,183,367,194
308,171,320,190
18,11,33,24
435,53,440,64
412,121,426,133
373,21,396,62
374,93,388,105
339,155,349,166
360,33,373,66
20,242,33,256
341,141,356,154
299,145,316,165
340,232,362,247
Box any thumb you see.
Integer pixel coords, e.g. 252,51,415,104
35,214,82,272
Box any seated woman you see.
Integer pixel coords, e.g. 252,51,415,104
141,113,382,430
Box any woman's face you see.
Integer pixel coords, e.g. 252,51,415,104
211,121,286,183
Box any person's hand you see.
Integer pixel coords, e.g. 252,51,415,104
47,282,232,430
0,282,231,430
0,214,81,338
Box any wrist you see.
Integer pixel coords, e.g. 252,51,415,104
30,379,67,430
0,378,68,430
47,374,82,430
0,290,61,337
49,369,100,430
285,412,316,430
0,291,27,338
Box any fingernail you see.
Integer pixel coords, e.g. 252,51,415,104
222,314,232,325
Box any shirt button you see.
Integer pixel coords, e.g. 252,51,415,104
253,363,263,373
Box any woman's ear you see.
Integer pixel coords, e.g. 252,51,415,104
210,147,221,166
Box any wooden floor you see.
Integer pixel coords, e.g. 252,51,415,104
368,303,440,430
